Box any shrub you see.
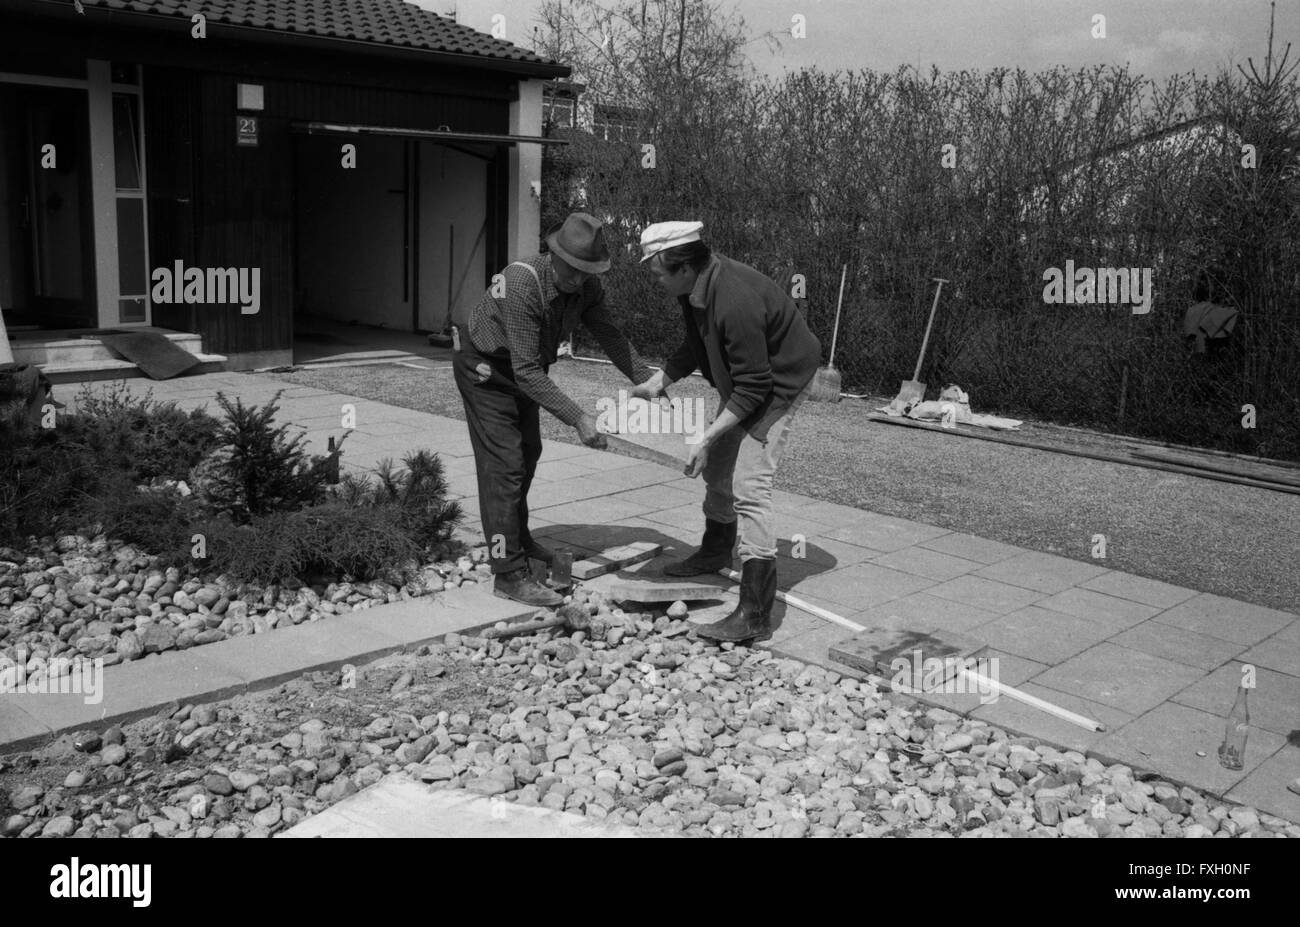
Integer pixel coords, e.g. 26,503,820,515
67,382,221,482
333,451,463,550
190,451,463,584
193,391,340,523
192,504,421,584
0,425,102,545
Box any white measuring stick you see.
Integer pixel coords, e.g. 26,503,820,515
717,568,863,632
717,568,1104,732
955,667,1106,732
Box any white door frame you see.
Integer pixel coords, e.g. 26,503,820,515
0,62,150,329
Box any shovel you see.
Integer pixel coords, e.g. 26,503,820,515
890,277,948,411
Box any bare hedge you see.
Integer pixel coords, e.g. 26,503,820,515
543,62,1300,460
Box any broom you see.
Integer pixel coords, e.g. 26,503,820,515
807,263,847,402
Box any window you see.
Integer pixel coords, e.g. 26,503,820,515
592,103,640,144
544,97,575,131
112,91,148,322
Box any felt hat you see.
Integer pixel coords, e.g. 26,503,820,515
547,213,612,274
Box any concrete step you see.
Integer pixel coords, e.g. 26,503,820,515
11,330,227,384
42,354,228,385
12,331,205,366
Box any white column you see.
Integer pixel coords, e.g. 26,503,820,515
0,304,13,364
507,79,544,262
86,59,119,328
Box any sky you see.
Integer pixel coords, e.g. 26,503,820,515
409,0,1300,84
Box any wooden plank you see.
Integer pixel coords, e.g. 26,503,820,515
571,542,662,580
829,627,987,690
604,579,728,603
1130,448,1300,488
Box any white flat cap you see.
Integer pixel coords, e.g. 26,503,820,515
640,221,704,262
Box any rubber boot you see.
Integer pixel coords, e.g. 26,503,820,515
663,519,737,577
695,558,777,644
493,568,563,607
524,541,555,566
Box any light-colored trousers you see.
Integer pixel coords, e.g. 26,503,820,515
700,387,809,561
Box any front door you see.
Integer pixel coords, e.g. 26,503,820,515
0,84,96,330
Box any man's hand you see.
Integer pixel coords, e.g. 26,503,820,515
577,414,608,450
629,372,666,402
684,437,709,478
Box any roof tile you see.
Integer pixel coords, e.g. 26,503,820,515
75,0,558,68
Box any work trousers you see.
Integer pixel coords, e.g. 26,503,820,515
452,340,543,575
700,387,809,562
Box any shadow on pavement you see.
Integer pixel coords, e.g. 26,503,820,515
533,521,844,629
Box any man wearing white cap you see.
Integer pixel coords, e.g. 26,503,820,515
453,212,655,607
632,222,821,644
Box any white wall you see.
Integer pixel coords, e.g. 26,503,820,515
508,78,544,261
418,143,488,331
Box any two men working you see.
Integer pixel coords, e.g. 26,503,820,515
454,213,820,645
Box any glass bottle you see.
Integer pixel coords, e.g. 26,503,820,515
1217,683,1249,770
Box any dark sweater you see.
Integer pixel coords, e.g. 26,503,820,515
662,254,822,440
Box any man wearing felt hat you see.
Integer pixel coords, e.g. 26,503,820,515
453,212,655,607
631,221,821,644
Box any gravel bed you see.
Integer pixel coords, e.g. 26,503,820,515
3,587,1294,838
0,534,487,673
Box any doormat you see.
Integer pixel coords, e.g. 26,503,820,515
98,332,201,380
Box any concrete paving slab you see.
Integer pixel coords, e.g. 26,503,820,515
1032,586,1161,635
1091,701,1285,797
776,535,881,570
788,562,937,611
1239,621,1300,677
980,650,1052,688
340,587,535,644
925,575,1046,615
533,459,602,482
532,496,657,525
611,484,701,511
0,701,53,752
968,604,1112,664
849,592,1003,635
1152,593,1295,647
1170,662,1300,737
918,532,1027,565
868,546,986,582
1109,620,1247,670
1225,744,1300,824
353,420,427,437
569,450,643,471
771,622,863,671
543,520,689,556
279,774,642,837
193,619,407,691
1032,642,1207,716
784,499,884,529
825,514,951,553
973,551,1110,595
12,649,247,744
639,502,705,529
536,442,596,462
972,683,1133,755
527,479,630,509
